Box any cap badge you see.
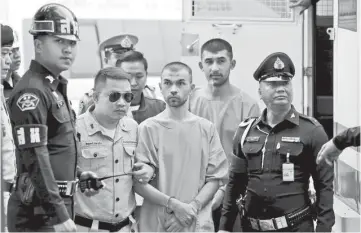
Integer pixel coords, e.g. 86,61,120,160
274,57,285,71
120,36,133,48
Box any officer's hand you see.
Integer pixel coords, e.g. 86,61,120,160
79,171,104,197
212,189,225,211
53,218,77,232
132,162,154,184
289,0,313,15
316,139,342,166
164,214,185,232
168,198,197,227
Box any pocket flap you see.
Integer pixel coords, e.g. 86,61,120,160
51,103,71,123
242,142,264,155
124,146,135,157
81,148,108,159
278,142,303,156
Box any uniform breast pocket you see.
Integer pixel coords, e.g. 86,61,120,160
275,142,304,171
51,103,71,123
242,142,264,173
80,146,110,175
123,143,136,173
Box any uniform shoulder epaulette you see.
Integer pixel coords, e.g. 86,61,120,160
238,117,257,127
299,113,321,126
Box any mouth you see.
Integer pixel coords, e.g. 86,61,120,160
115,109,127,113
210,75,222,78
61,57,72,62
274,96,287,99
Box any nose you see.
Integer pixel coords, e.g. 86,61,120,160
170,91,177,96
115,96,126,106
130,77,137,87
211,62,220,72
5,54,12,65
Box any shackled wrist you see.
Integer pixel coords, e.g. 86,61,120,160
166,196,175,214
190,199,202,214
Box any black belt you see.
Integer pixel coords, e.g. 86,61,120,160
247,205,312,231
74,214,130,232
4,182,15,193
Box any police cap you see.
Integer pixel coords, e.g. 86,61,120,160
1,24,14,47
253,52,295,82
99,34,138,54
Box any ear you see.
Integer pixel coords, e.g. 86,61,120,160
190,83,195,91
104,57,108,64
230,59,236,70
258,86,262,99
198,61,203,71
34,38,42,54
158,81,162,91
92,91,99,103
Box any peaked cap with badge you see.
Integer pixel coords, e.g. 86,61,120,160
99,34,138,54
253,52,295,82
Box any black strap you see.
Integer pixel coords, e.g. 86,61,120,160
75,215,130,232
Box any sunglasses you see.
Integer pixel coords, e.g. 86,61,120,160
107,92,134,103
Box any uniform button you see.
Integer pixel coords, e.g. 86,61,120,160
264,188,267,192
115,159,119,163
94,153,98,157
265,168,269,172
263,208,267,213
116,197,120,202
116,179,119,183
115,214,119,217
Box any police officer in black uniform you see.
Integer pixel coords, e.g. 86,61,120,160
219,52,334,232
7,3,99,232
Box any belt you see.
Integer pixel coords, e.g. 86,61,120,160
74,215,130,232
56,180,78,197
4,182,15,193
247,205,312,231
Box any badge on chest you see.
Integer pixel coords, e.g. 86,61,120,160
282,152,294,182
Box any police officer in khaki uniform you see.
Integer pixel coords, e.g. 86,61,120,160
219,52,334,232
78,34,159,115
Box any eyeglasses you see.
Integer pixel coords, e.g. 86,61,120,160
107,92,134,103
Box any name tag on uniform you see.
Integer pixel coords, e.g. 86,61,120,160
281,137,300,143
246,136,260,142
282,163,294,182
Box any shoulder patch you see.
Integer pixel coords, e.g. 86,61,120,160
16,93,40,111
299,114,321,126
239,117,256,127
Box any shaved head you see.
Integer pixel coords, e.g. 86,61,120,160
161,61,192,83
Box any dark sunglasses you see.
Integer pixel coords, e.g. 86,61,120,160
108,92,134,103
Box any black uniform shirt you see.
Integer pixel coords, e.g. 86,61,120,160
220,106,335,232
8,60,82,224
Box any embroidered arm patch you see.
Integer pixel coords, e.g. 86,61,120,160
14,124,48,149
16,93,40,111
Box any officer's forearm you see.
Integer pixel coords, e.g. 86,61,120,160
333,126,360,150
219,172,247,231
22,146,70,223
193,180,219,208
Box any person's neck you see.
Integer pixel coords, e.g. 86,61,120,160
131,92,142,106
266,104,291,127
92,108,119,129
35,57,61,78
206,80,234,99
164,100,191,121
